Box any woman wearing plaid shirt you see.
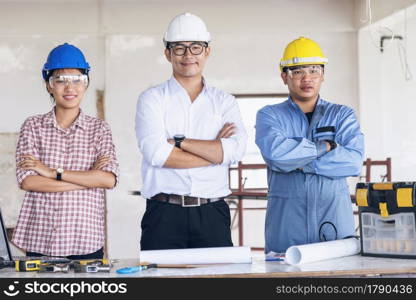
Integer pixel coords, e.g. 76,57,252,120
12,43,119,259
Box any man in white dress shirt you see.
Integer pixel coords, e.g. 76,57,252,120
135,12,247,250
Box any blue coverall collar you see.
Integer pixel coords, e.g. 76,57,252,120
288,95,324,113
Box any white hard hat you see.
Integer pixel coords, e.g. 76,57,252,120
163,12,211,46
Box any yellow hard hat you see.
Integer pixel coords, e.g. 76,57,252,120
279,36,328,71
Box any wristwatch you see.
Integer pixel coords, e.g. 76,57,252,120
174,134,185,149
56,168,64,181
325,140,337,151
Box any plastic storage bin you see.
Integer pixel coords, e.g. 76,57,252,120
360,212,416,257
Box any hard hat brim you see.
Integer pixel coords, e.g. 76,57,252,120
279,57,328,71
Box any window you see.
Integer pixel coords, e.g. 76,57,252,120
230,94,288,190
235,93,288,164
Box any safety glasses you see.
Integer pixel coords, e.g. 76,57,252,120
287,65,323,80
49,74,88,88
169,42,208,56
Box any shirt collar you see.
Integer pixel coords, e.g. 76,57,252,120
42,109,56,127
73,110,87,130
42,107,87,130
168,75,208,97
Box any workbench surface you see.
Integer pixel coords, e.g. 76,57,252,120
1,254,416,278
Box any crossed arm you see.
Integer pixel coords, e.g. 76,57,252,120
163,123,235,168
255,107,364,177
18,155,116,192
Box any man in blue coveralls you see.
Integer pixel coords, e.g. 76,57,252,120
255,37,365,253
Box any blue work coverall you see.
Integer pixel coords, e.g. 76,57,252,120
255,97,365,253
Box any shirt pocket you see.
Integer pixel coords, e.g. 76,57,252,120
210,114,224,136
193,113,223,139
71,148,97,170
313,126,336,142
39,145,62,168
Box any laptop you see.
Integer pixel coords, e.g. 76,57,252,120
0,209,73,265
0,208,13,261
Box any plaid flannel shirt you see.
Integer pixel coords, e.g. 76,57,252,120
12,109,119,256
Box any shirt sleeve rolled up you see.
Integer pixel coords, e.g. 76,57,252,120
15,118,40,188
135,91,174,168
97,121,120,188
219,95,247,165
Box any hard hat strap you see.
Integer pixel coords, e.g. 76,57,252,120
280,56,328,67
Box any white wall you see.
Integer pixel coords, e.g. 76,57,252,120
359,4,416,181
355,0,416,26
0,0,359,258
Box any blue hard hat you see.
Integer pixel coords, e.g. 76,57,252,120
42,43,90,79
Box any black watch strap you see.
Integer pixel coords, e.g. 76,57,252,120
325,140,337,151
56,168,63,181
175,139,182,148
174,135,185,149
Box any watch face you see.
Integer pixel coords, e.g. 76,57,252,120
174,134,185,140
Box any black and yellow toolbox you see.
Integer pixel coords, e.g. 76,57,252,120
355,182,416,258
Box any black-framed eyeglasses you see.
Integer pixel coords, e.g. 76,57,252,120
169,42,208,56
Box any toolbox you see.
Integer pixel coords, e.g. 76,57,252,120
355,182,416,258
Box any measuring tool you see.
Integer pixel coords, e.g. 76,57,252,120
15,258,71,272
73,259,112,273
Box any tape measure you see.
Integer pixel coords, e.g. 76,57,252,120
15,260,41,272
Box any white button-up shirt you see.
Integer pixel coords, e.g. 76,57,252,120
135,76,247,199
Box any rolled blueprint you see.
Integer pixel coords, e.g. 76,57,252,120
285,238,360,265
140,246,252,265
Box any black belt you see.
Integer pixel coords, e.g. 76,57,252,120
150,193,224,207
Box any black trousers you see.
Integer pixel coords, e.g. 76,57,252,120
26,247,104,260
140,199,233,250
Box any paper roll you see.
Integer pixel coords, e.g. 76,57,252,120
285,238,361,265
140,246,252,265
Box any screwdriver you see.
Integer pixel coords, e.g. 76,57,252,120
116,263,157,274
